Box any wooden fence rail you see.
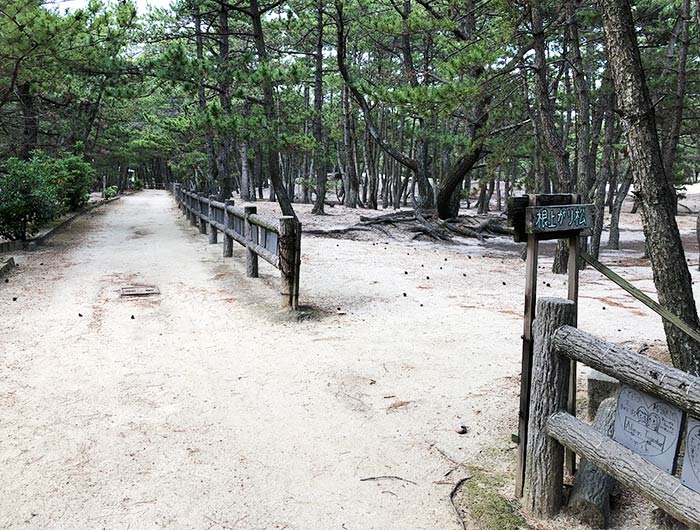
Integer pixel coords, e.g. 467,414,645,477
170,183,301,309
525,297,700,528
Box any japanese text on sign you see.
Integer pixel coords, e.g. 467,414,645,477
526,204,592,234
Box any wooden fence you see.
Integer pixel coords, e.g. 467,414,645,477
524,297,700,527
170,183,301,309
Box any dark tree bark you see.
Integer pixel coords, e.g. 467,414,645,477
530,4,574,274
311,0,327,215
249,0,297,219
590,92,616,259
341,86,360,208
566,0,591,199
217,3,233,201
607,165,632,250
661,0,690,212
193,5,218,193
18,82,37,160
599,0,700,374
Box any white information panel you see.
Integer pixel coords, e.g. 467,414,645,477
682,416,700,493
613,385,683,474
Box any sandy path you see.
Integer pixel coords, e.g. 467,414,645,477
3,190,698,529
0,191,526,530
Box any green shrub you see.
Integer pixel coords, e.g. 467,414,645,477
49,153,96,210
0,158,63,241
104,185,118,199
133,178,144,191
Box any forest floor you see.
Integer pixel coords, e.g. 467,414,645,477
1,188,698,529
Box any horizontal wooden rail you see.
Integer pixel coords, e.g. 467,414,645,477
248,214,279,233
546,411,700,528
525,298,700,526
580,251,700,345
553,325,700,417
248,241,278,267
171,184,300,309
226,204,246,219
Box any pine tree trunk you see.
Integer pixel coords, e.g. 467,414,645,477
311,0,326,215
590,93,615,259
249,0,296,218
607,166,631,250
341,86,360,208
599,0,700,374
661,0,690,216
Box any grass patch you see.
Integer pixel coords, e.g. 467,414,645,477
457,466,530,530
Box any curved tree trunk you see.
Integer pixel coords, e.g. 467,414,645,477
599,0,700,374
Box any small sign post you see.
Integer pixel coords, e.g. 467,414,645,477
508,194,593,497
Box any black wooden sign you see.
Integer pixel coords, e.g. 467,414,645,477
525,204,593,235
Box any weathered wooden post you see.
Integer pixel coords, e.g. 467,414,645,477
509,194,592,496
223,199,234,257
198,194,207,235
244,206,259,277
208,195,218,244
278,216,297,308
189,192,197,227
523,297,575,517
292,220,302,309
568,396,617,528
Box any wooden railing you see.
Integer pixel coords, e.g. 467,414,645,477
171,183,301,309
524,297,700,527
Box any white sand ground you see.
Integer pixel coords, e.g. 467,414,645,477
1,190,698,529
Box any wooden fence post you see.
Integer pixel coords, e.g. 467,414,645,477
189,193,197,226
523,297,576,517
208,195,218,244
568,396,617,527
223,199,234,257
198,194,207,235
292,220,302,310
279,216,296,308
244,206,259,278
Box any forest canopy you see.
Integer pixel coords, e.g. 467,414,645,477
1,0,696,218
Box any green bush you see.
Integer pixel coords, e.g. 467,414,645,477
104,185,118,199
0,157,63,241
48,153,96,210
133,178,144,191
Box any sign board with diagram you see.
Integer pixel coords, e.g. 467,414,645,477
682,417,700,493
613,385,684,474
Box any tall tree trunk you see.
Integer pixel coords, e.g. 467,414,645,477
661,0,690,215
311,0,327,215
590,93,615,259
18,81,37,160
531,4,574,274
249,0,296,218
240,140,252,201
193,5,217,193
567,0,591,199
341,87,360,208
217,5,233,200
599,0,700,375
607,165,631,250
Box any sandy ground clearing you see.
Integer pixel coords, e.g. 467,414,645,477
1,189,699,529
